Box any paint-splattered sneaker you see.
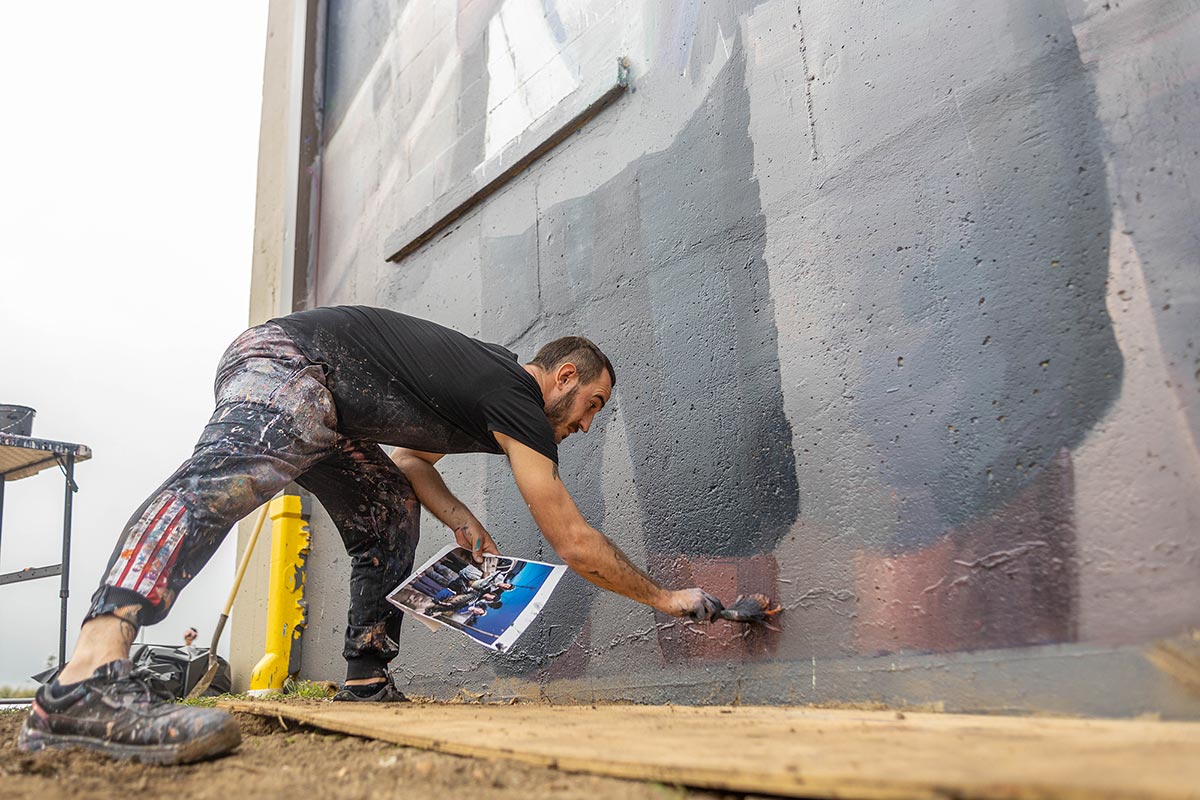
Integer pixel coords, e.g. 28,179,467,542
332,674,408,703
17,659,241,764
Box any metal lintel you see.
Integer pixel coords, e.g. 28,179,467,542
386,59,632,264
0,564,63,587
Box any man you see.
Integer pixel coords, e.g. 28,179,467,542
182,627,198,648
18,305,724,764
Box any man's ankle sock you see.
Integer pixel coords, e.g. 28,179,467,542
344,654,389,682
47,679,82,699
342,681,385,698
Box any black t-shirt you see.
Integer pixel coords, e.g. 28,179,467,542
271,306,558,463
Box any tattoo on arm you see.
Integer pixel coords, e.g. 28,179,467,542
610,540,650,579
585,537,656,591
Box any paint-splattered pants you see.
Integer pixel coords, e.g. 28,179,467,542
87,323,421,680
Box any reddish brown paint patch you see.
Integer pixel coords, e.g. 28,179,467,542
650,553,781,663
855,448,1077,654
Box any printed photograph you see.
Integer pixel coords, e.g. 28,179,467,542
387,545,566,652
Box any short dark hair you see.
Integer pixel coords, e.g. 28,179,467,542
528,336,616,387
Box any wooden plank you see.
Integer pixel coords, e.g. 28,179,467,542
221,700,1200,800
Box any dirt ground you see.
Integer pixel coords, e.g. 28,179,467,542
0,707,759,800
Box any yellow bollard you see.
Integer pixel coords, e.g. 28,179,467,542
248,494,309,695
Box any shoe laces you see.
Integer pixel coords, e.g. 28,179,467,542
91,666,176,710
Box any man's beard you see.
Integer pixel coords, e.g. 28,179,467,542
545,385,579,441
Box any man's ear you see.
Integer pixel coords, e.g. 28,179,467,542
555,362,578,388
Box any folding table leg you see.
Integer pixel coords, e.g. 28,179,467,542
58,455,75,669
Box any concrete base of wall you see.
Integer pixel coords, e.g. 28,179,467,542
392,640,1200,721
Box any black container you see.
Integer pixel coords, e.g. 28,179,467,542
0,405,35,436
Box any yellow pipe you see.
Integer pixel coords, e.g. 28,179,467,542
248,494,309,695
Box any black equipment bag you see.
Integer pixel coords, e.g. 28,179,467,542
128,644,232,698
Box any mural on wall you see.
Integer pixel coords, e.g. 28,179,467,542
472,0,1122,668
306,0,1200,702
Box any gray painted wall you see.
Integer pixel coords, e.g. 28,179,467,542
294,0,1200,715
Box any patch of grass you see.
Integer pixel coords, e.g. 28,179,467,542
283,678,337,699
0,685,36,699
176,678,335,707
178,693,232,707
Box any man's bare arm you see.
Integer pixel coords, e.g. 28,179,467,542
493,433,719,618
390,448,497,561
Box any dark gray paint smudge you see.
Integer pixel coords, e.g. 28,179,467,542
856,2,1121,551
477,24,796,675
486,24,798,557
624,26,798,558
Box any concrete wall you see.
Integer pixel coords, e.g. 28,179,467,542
280,0,1200,715
231,0,317,691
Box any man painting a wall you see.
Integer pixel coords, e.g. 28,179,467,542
17,305,765,764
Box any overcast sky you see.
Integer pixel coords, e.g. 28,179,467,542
0,3,268,685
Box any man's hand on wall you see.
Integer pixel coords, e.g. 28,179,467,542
660,588,724,622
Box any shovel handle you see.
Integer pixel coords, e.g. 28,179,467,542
223,503,271,616
185,503,270,700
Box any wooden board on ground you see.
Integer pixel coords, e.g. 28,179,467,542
221,700,1200,800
